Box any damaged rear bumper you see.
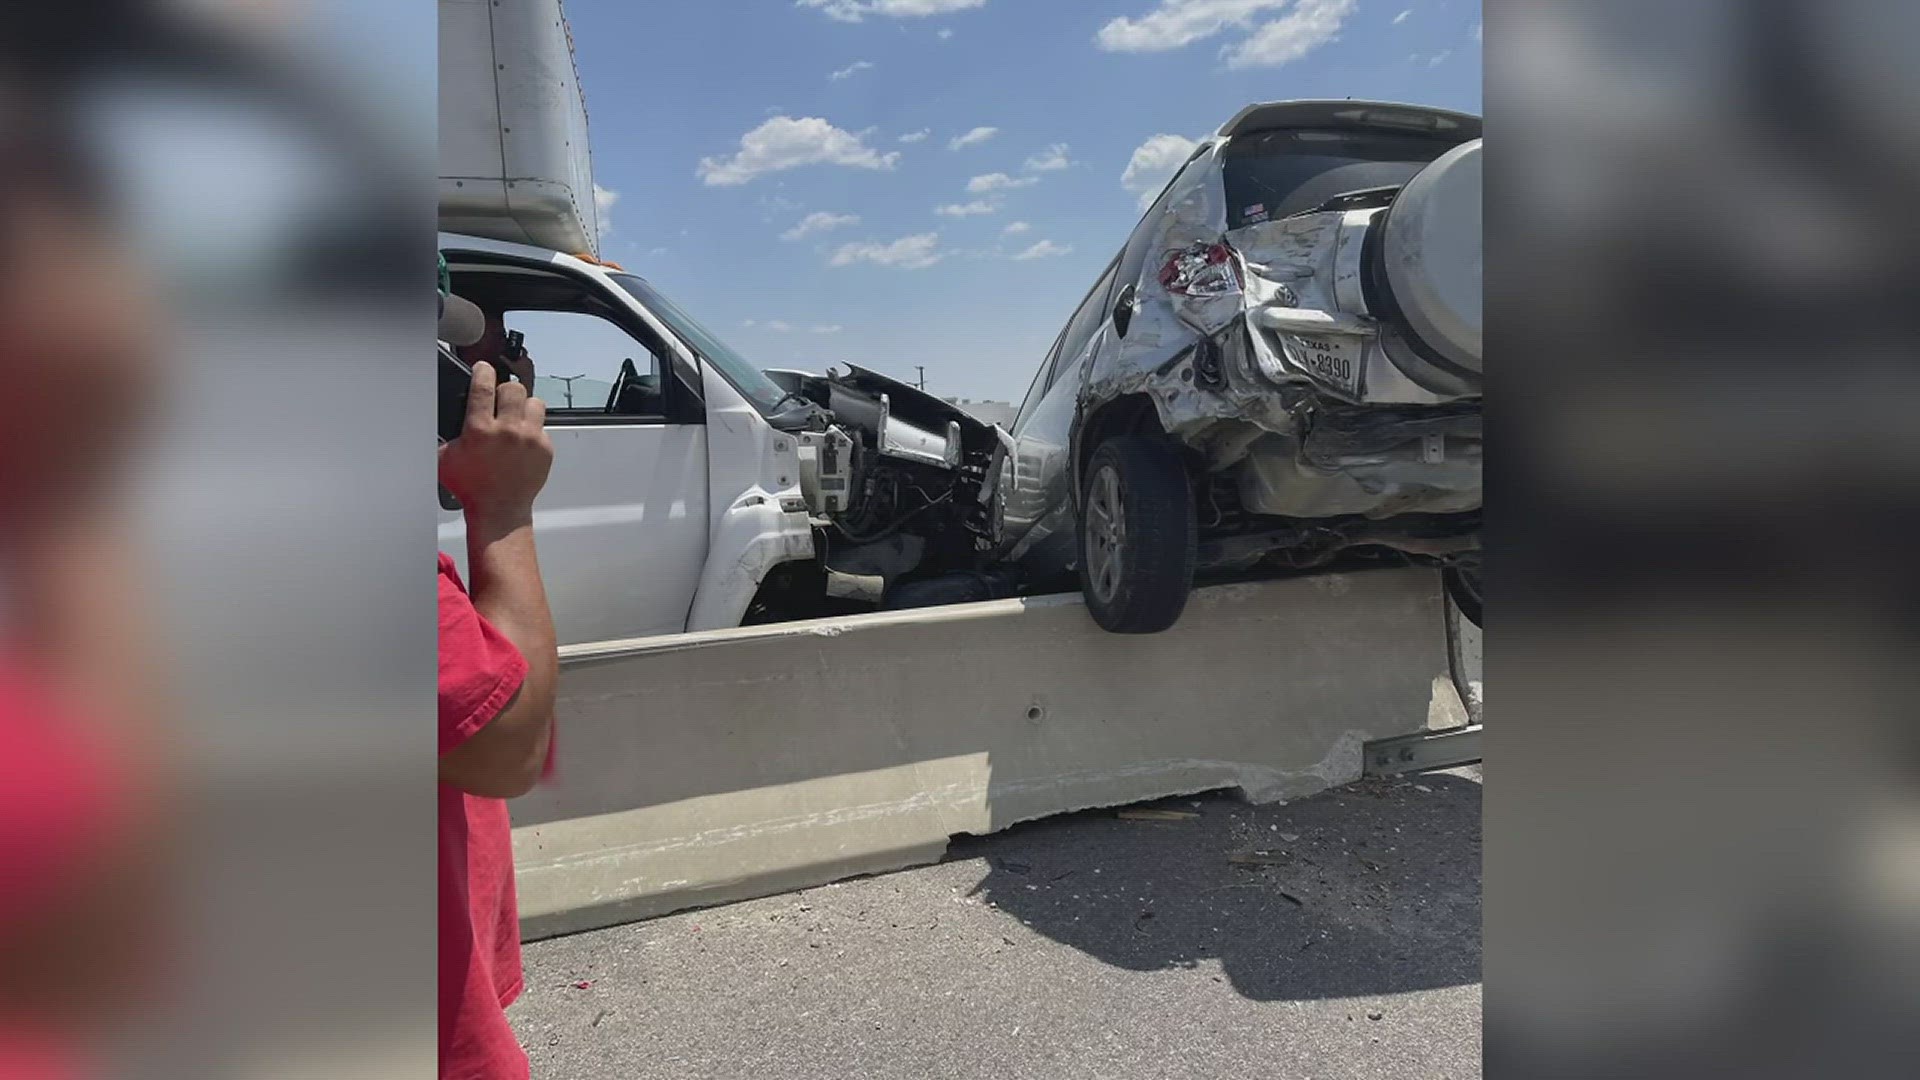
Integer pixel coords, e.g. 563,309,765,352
1236,401,1482,519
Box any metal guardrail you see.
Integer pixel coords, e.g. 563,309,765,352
1366,587,1483,776
1364,723,1482,776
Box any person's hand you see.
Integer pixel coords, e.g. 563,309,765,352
438,361,553,533
502,345,536,391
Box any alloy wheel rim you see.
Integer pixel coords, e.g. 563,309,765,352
1086,464,1126,603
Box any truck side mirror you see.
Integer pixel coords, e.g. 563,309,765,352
1111,282,1137,339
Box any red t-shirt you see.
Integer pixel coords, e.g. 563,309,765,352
0,653,124,1080
438,553,530,1080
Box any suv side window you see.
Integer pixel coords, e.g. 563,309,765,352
1013,329,1066,432
1048,255,1121,391
1116,144,1210,302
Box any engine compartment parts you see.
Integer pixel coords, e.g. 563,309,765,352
794,427,854,515
824,382,965,469
756,365,999,616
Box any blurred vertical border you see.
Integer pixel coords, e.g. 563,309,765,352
1490,0,1920,1076
2,1,436,1075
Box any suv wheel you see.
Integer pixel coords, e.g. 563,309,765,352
1079,436,1197,633
1443,561,1483,628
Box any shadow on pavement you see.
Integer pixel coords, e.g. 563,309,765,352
948,771,1481,1002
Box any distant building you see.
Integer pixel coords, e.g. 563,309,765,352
944,397,1018,428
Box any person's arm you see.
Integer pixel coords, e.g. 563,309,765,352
436,361,558,798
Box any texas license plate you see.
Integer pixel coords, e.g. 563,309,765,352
1284,333,1365,398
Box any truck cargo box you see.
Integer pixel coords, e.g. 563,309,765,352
438,0,599,257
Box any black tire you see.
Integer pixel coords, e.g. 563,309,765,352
1078,436,1197,633
1443,562,1483,628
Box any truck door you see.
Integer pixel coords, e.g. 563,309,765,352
440,265,710,646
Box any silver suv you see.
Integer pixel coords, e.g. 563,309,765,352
984,101,1482,632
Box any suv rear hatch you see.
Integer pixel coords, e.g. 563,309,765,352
1214,103,1480,403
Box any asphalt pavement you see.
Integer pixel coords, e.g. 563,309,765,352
511,766,1481,1080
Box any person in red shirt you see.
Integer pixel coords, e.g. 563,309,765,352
436,302,560,1079
0,62,170,1080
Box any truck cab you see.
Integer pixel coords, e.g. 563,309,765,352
438,235,820,644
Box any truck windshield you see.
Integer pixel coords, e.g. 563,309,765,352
609,273,792,414
1220,129,1461,230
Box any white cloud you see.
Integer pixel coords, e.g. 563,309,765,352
697,116,901,186
1003,220,1031,235
1014,239,1072,260
1473,22,1482,42
1024,143,1073,172
798,0,986,23
1096,0,1289,52
769,320,795,332
647,246,668,256
937,27,954,39
810,324,843,334
1121,133,1198,208
741,319,757,328
1393,8,1410,24
829,233,944,269
593,183,619,236
949,125,999,150
898,128,931,143
967,172,1038,194
935,201,996,217
829,59,875,81
1095,0,1355,70
1428,49,1451,67
783,210,861,240
1223,0,1356,68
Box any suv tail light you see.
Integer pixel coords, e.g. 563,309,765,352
1158,241,1241,298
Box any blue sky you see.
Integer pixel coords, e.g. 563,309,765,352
568,0,1481,402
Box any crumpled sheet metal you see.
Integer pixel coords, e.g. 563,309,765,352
1083,150,1352,447
1082,155,1476,523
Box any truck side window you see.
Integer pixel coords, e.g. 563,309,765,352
504,309,668,421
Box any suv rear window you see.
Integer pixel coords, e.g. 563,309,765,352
1220,129,1460,230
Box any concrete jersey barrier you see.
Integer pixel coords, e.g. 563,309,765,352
511,566,1459,940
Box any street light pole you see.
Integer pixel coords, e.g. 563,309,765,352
552,373,588,408
915,366,926,391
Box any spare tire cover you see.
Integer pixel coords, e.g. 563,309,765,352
1381,138,1481,374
